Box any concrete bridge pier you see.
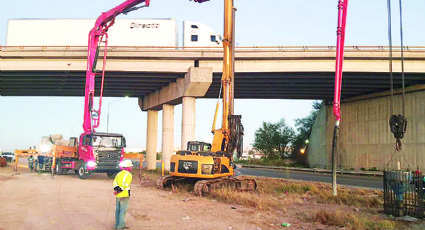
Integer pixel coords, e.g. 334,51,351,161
162,104,174,171
139,67,213,170
181,97,196,151
146,110,158,170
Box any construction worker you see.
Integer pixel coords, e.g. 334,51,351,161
28,155,35,172
113,160,133,229
37,155,45,173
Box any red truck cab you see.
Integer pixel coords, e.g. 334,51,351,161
77,132,126,179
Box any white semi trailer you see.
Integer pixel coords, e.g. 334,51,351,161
6,19,222,47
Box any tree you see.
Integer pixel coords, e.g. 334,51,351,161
291,101,322,164
253,119,294,159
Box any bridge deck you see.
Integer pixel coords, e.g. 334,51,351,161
1,46,425,100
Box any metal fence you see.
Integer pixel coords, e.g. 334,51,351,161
384,170,425,218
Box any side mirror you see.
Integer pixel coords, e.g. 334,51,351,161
123,138,127,148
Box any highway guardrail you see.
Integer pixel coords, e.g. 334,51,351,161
238,164,383,177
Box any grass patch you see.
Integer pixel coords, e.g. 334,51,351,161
170,183,194,194
153,175,417,229
210,187,266,209
256,177,319,195
208,177,323,211
304,209,399,230
205,177,383,211
274,183,314,194
317,190,383,208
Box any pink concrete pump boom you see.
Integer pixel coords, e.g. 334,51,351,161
333,0,348,122
76,0,149,177
331,0,348,196
83,0,150,134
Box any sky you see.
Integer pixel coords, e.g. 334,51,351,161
1,0,424,152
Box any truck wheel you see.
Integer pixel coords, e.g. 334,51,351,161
55,161,63,175
107,172,117,179
77,164,89,179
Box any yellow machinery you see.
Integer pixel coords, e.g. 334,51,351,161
14,142,78,174
158,0,256,195
14,149,39,172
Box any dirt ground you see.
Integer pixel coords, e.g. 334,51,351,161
0,163,301,230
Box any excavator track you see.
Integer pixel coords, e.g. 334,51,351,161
156,176,176,189
157,176,257,196
156,176,193,189
193,177,257,197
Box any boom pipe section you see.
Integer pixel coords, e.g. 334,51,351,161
331,0,348,197
83,0,150,134
333,0,348,122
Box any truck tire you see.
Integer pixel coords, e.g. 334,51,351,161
107,172,117,179
55,161,63,175
77,164,90,179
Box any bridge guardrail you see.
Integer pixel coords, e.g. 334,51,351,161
239,164,383,177
2,45,425,52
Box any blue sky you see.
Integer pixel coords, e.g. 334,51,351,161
1,0,424,152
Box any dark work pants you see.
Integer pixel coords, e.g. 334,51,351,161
114,197,130,229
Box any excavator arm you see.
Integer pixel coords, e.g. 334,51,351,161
210,0,243,158
83,0,150,134
160,0,256,194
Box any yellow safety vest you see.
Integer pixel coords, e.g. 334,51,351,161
113,170,132,198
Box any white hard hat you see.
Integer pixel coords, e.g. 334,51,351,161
119,159,133,168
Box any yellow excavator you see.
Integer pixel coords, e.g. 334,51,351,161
157,0,257,196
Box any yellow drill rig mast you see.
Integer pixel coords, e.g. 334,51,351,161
157,0,256,195
211,0,239,154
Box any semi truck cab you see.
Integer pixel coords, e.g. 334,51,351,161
78,132,126,178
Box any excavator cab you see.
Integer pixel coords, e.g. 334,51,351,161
177,141,212,156
187,141,211,153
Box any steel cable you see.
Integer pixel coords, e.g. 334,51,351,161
387,0,394,115
398,0,406,116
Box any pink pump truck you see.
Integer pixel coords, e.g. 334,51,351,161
14,0,212,177
75,0,207,179
51,0,151,179
75,0,151,178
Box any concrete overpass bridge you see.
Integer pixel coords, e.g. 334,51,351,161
1,46,425,170
1,46,425,99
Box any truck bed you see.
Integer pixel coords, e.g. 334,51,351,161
52,145,78,158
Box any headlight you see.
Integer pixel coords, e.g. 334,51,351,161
87,161,97,168
40,144,51,153
201,164,214,175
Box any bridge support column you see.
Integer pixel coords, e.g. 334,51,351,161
139,67,212,168
162,104,174,171
181,97,196,150
146,110,158,170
